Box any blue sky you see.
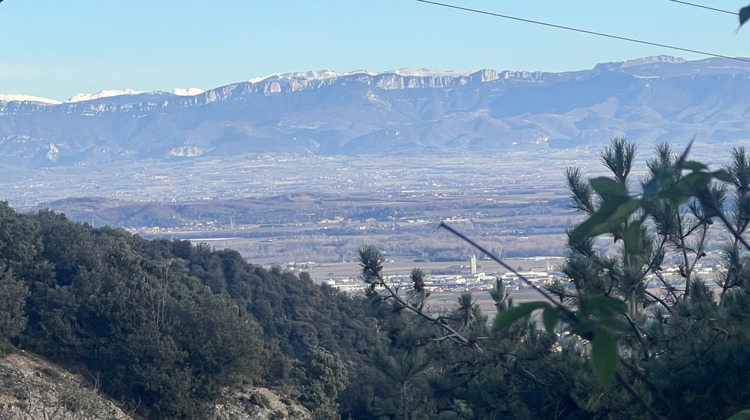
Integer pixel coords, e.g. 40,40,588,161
2,0,750,101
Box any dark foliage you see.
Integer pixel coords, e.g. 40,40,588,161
352,141,750,420
0,203,374,419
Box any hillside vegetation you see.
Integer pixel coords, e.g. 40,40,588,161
345,140,750,419
5,140,750,419
0,202,375,418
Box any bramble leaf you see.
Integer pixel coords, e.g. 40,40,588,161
681,160,708,172
590,177,629,200
740,6,750,28
713,169,734,184
728,409,750,420
493,301,551,331
581,295,628,317
542,307,560,335
591,330,619,388
675,139,694,169
657,171,712,205
623,222,641,255
569,198,640,246
577,295,629,335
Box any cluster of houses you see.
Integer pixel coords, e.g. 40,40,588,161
302,253,720,297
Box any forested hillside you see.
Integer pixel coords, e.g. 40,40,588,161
0,202,377,419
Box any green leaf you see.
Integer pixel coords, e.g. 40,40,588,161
590,177,629,200
681,160,708,172
641,176,662,200
727,409,750,420
659,172,712,205
582,295,628,316
741,6,750,28
713,169,734,183
684,171,712,190
623,223,641,255
493,301,551,331
591,330,619,388
675,139,694,169
542,307,560,335
659,180,692,204
569,198,640,245
578,295,629,334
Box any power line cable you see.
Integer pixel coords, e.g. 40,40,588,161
667,0,736,16
416,0,750,63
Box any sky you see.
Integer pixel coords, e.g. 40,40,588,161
2,0,750,101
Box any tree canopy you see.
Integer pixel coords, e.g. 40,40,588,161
0,204,376,419
356,139,750,419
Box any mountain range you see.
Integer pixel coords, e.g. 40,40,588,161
2,55,750,167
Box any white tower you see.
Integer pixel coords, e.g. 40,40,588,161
470,254,477,274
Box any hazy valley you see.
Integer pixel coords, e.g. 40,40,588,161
3,55,749,273
3,54,750,419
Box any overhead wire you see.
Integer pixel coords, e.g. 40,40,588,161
667,0,736,16
416,0,750,64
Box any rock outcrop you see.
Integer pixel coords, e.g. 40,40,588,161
213,386,311,420
0,351,134,420
0,352,311,420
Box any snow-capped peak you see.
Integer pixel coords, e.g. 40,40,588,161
390,68,472,78
172,87,204,96
0,94,62,105
248,70,343,84
247,68,473,84
66,89,143,103
614,56,686,68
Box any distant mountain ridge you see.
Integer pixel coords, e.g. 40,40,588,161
2,55,750,167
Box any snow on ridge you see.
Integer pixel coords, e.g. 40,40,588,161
249,70,343,83
248,74,281,84
0,94,62,105
66,88,143,103
614,55,686,68
390,68,472,78
247,68,474,84
172,87,205,96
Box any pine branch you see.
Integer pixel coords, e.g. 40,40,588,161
615,372,665,420
644,290,673,315
361,250,480,351
700,189,750,253
623,313,650,361
651,271,680,303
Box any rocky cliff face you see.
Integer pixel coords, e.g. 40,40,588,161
2,56,750,167
0,352,310,420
